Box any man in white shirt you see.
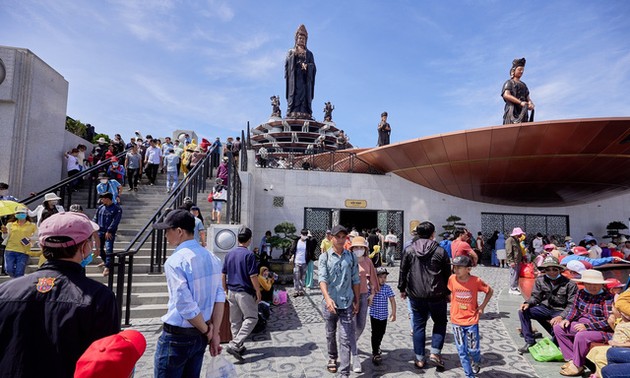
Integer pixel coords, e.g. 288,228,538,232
290,229,316,297
586,239,602,259
532,233,544,256
384,229,399,267
144,140,162,186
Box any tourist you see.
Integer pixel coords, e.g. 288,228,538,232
124,144,142,191
487,230,499,267
0,182,18,201
599,291,630,378
560,246,620,267
93,192,122,276
106,157,125,185
260,230,272,258
587,239,603,259
502,57,534,124
163,149,180,193
144,139,162,185
160,136,174,172
438,233,453,259
369,267,396,366
398,221,450,370
0,212,119,377
553,270,614,376
64,148,81,191
257,266,275,303
189,145,207,171
377,111,391,146
384,229,398,267
180,144,194,177
258,146,268,168
319,224,360,376
217,156,229,184
367,228,381,267
507,227,525,295
349,235,380,373
475,231,485,260
28,192,65,226
448,255,494,378
153,209,225,376
96,172,122,205
289,229,316,297
211,178,227,224
496,231,507,268
1,206,36,278
303,230,318,289
189,206,206,248
532,232,545,256
517,256,578,354
222,226,260,362
452,229,479,266
320,229,333,254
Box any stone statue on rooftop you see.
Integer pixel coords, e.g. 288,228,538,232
270,95,281,118
377,112,391,146
285,24,316,119
323,102,334,122
502,57,535,124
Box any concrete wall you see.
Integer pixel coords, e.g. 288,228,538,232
241,150,630,246
0,46,69,199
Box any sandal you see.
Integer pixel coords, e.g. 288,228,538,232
414,359,425,369
372,354,382,366
326,359,337,373
430,354,445,371
560,360,573,370
559,363,584,376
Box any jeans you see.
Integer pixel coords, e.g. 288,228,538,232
370,316,388,355
452,323,481,378
322,302,355,377
352,293,369,356
98,232,116,268
386,246,396,266
228,291,258,349
409,297,448,361
518,305,561,344
490,249,498,266
166,171,178,191
602,347,630,378
127,168,139,189
509,263,520,290
4,251,29,277
154,331,207,378
293,263,307,293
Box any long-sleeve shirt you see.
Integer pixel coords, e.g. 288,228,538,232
319,249,360,310
505,236,522,264
162,239,225,327
358,256,380,294
566,289,614,336
560,255,615,267
93,203,122,233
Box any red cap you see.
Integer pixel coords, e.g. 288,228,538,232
111,157,118,162
606,278,624,290
571,246,589,256
74,330,146,378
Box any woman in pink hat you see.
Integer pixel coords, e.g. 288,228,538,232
506,227,525,295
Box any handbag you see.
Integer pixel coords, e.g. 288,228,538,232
207,192,213,202
206,355,237,378
213,188,227,201
529,337,564,362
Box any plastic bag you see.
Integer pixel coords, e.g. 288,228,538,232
207,192,213,202
206,355,237,378
273,289,287,305
529,337,564,362
519,262,536,278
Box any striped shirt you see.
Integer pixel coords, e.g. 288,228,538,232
566,288,614,337
162,239,226,327
370,283,394,320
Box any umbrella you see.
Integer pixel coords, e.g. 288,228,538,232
0,200,25,217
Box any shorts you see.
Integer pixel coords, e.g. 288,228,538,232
496,249,507,260
213,201,223,211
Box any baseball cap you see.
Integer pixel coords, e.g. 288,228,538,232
451,255,473,267
153,209,195,233
39,212,99,248
74,330,146,378
606,278,624,290
376,267,389,275
330,225,348,237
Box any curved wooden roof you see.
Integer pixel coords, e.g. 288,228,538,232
357,118,630,206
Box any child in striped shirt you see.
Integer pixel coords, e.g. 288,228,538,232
369,267,397,365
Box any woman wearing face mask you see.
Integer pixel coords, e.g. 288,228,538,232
553,269,614,376
349,236,380,373
106,157,126,185
1,207,37,278
28,192,65,227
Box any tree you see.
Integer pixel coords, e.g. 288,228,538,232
65,116,87,139
605,221,629,239
268,222,297,260
440,215,466,239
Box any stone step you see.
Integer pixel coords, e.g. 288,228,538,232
128,303,169,319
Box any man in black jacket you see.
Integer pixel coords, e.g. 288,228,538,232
398,221,451,370
0,212,119,377
517,255,577,354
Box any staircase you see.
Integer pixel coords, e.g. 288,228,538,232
1,172,218,323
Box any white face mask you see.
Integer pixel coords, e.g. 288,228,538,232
100,179,108,184
353,248,365,257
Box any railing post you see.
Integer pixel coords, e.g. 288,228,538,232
115,254,126,327
124,254,134,326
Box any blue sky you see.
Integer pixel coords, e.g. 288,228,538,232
3,1,629,148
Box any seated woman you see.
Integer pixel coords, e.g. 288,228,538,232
553,270,614,376
258,266,276,303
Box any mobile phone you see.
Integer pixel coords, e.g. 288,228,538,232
21,238,31,246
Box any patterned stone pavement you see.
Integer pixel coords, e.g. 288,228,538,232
130,265,545,377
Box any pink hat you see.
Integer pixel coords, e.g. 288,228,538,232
606,278,624,290
543,244,556,251
510,227,525,237
39,212,99,248
74,330,146,378
571,246,589,256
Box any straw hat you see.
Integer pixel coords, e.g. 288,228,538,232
571,269,608,285
350,236,368,249
44,193,62,202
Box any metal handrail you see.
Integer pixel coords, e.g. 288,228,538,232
254,150,384,174
19,149,130,209
108,151,215,326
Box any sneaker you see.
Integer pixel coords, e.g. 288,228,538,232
508,288,521,295
472,362,481,374
518,343,535,354
226,345,244,361
352,357,362,373
372,354,382,366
